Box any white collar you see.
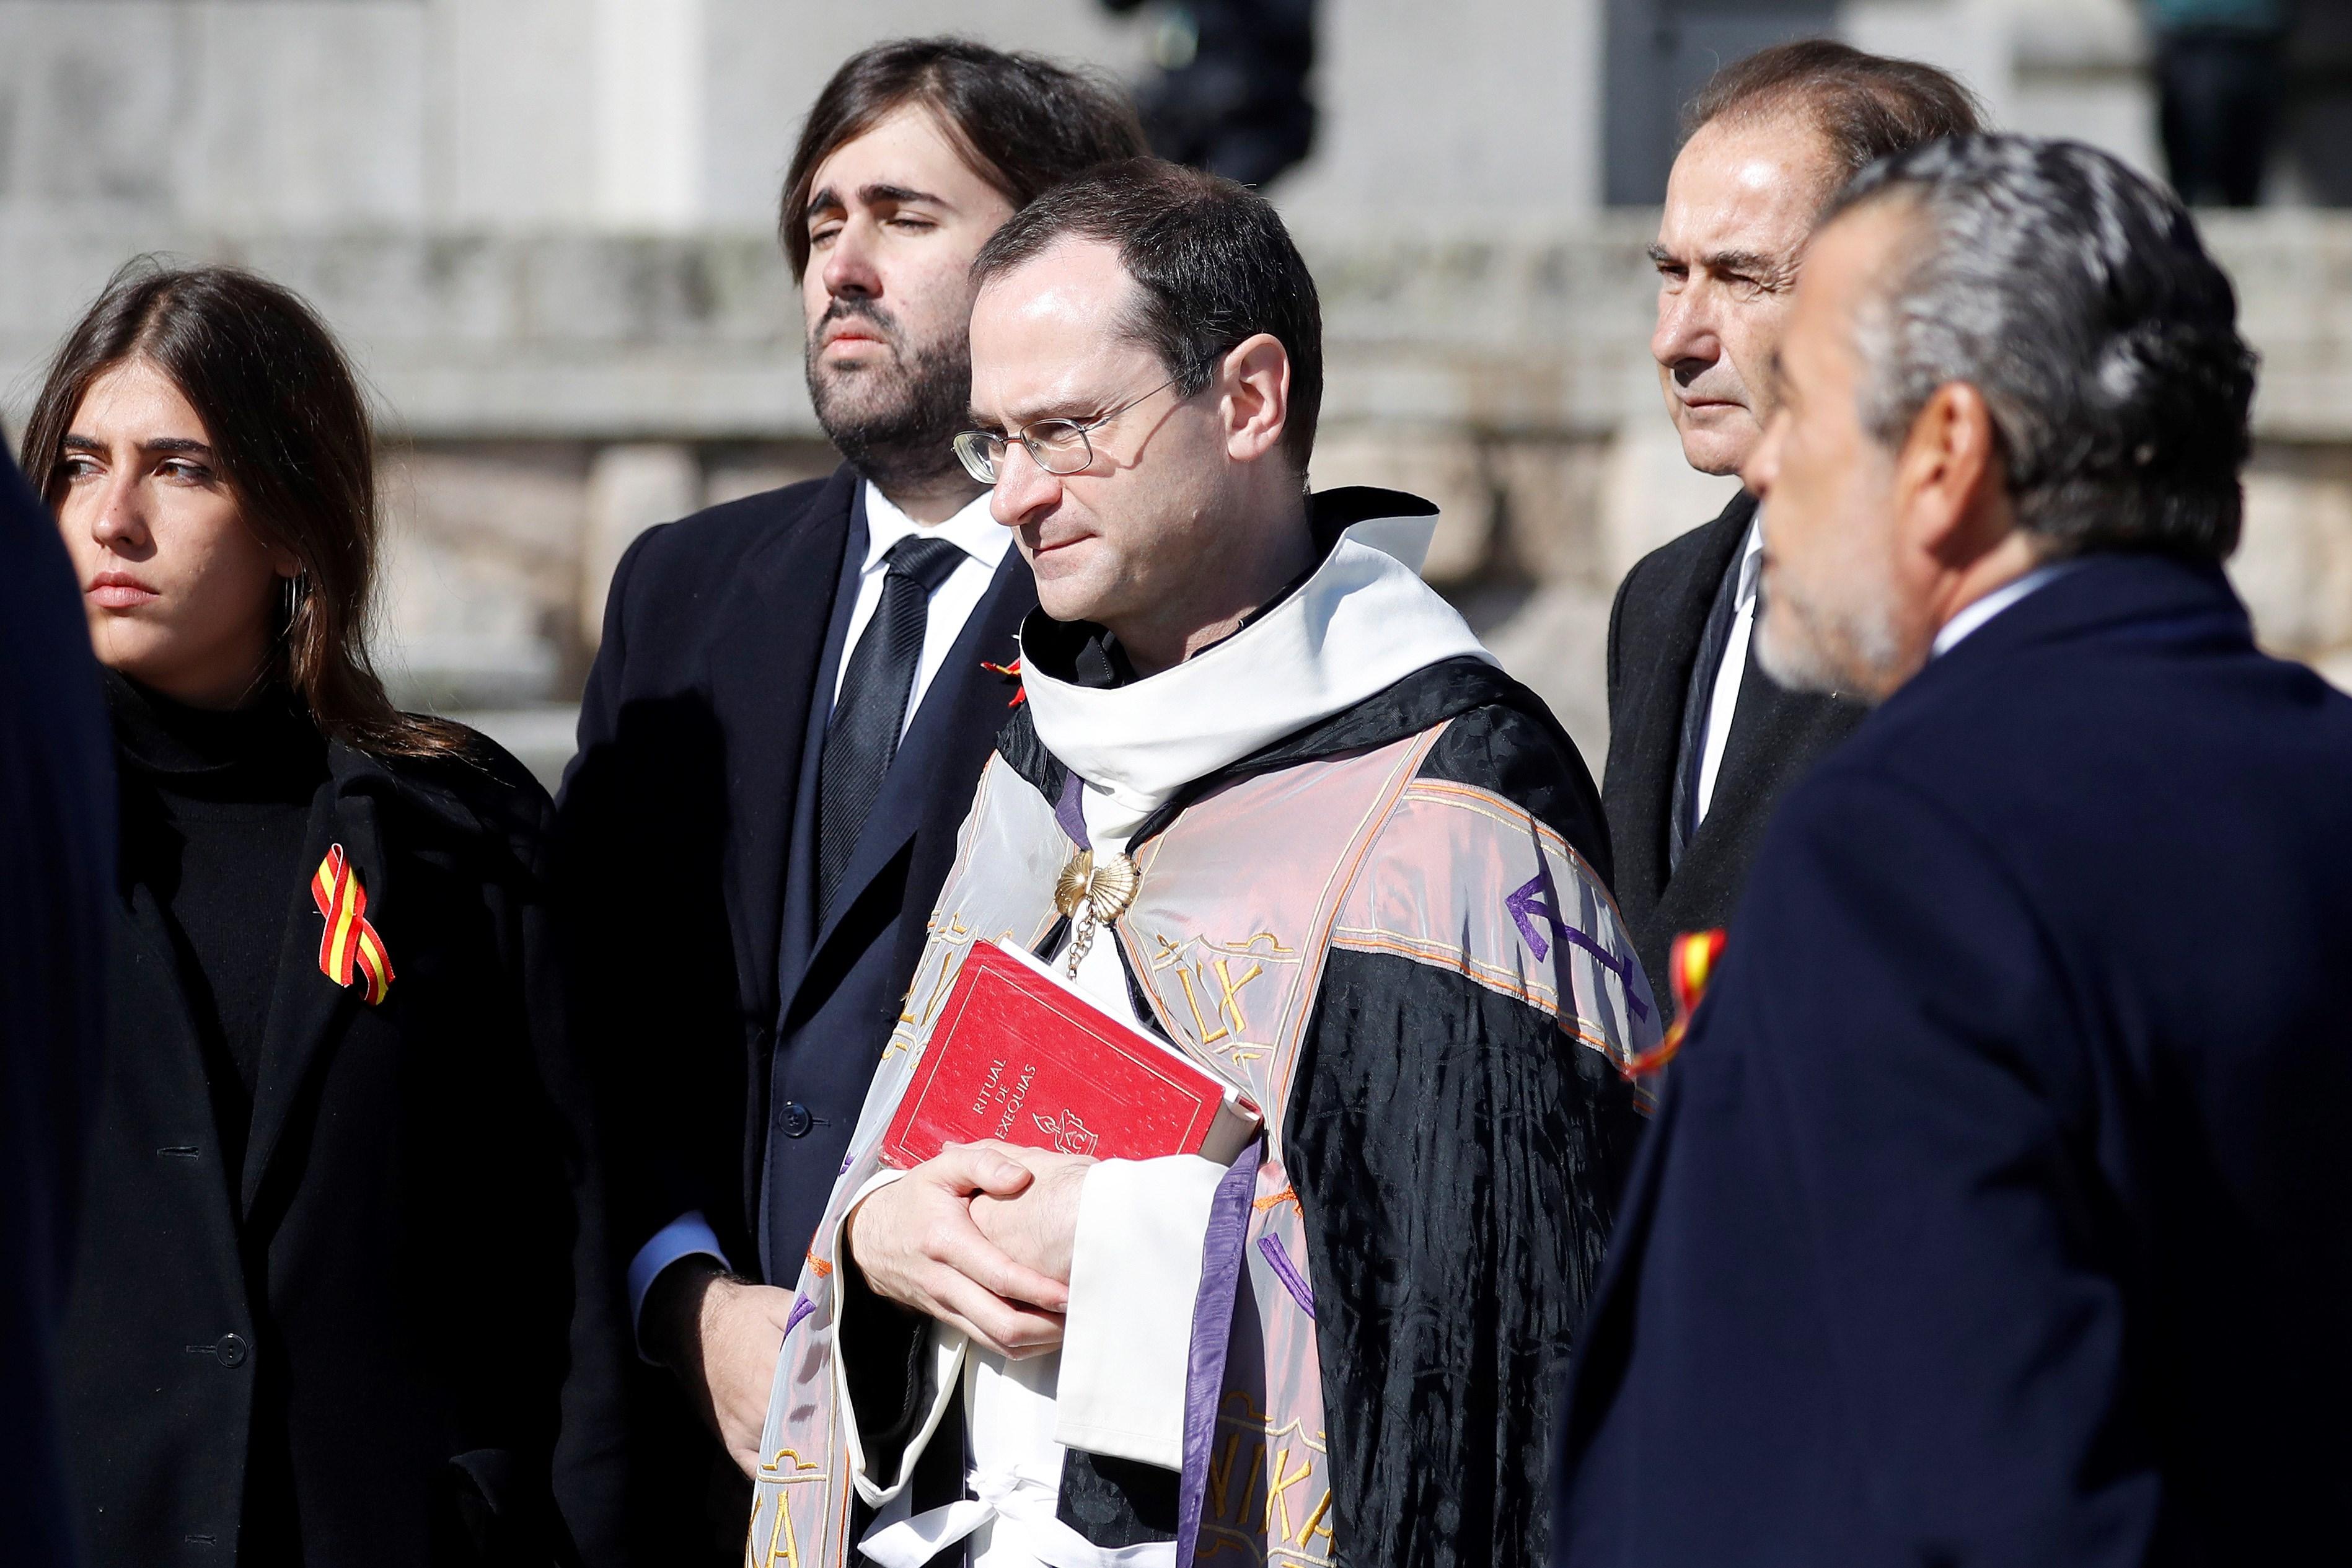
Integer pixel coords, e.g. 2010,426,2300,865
1932,560,2082,658
860,482,1012,574
1019,511,1495,819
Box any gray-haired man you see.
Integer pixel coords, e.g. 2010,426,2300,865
1559,133,2352,1566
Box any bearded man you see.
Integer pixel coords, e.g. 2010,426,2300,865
744,158,1654,1568
557,39,1144,1560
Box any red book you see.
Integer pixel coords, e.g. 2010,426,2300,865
881,939,1261,1169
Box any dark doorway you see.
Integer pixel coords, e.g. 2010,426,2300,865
1604,0,1838,205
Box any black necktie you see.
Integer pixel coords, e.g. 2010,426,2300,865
1667,542,1749,873
814,533,967,917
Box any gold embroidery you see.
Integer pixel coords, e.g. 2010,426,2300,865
914,961,954,1031
1207,1426,1266,1523
746,1451,827,1568
1212,958,1262,1036
1201,1397,1334,1565
1265,1446,1314,1544
751,1494,799,1568
895,943,948,1028
1167,940,1275,1052
1295,1488,1335,1549
1176,964,1233,1046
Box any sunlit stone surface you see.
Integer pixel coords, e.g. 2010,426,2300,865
1,0,2343,786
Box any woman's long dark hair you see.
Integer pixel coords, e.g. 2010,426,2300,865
20,260,467,759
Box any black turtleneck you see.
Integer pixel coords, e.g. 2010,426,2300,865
106,672,330,1172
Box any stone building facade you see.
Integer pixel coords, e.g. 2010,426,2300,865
2,0,2345,782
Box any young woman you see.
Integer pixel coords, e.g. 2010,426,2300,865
29,265,619,1568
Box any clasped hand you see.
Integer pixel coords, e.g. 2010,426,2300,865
845,1140,1095,1359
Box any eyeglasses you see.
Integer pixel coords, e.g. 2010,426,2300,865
952,374,1184,485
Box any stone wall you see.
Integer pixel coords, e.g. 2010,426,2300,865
7,213,2348,782
4,0,2347,785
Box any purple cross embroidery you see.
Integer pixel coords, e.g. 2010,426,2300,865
1507,863,1650,1022
1257,1235,1316,1316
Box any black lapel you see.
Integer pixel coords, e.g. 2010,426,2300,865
705,467,858,1026
240,749,387,1216
1665,651,1867,909
773,482,872,1021
1604,493,1756,913
788,548,1034,1005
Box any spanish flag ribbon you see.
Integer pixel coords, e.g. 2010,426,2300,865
1619,928,1726,1081
981,658,1026,707
311,844,394,1006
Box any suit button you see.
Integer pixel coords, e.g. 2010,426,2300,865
780,1101,814,1139
215,1334,249,1368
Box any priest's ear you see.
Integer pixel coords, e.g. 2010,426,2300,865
1215,333,1292,468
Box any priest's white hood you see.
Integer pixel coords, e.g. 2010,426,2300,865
1018,496,1495,825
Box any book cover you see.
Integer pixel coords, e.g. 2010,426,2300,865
881,939,1260,1169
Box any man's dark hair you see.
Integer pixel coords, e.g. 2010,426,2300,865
968,158,1324,473
1685,39,1983,190
1827,134,2257,561
780,37,1147,278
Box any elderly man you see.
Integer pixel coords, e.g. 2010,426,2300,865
744,159,1654,1568
1606,41,1976,1013
1557,135,2352,1563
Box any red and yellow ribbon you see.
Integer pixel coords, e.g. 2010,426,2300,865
311,843,394,1006
1619,928,1726,1081
981,658,1026,707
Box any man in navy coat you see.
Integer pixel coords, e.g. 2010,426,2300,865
1556,134,2352,1564
556,38,1144,1560
0,447,114,1567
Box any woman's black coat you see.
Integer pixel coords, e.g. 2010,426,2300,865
59,730,620,1567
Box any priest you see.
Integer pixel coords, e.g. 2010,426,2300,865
746,158,1655,1568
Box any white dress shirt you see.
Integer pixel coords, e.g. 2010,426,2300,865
1693,516,1765,829
624,482,1015,1344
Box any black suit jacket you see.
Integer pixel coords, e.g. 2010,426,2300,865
557,467,1032,1548
0,451,114,1568
1601,491,1864,1011
562,464,1034,1275
1558,555,2352,1564
62,733,603,1568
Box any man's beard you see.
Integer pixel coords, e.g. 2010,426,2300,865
806,301,972,492
1754,568,1903,706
